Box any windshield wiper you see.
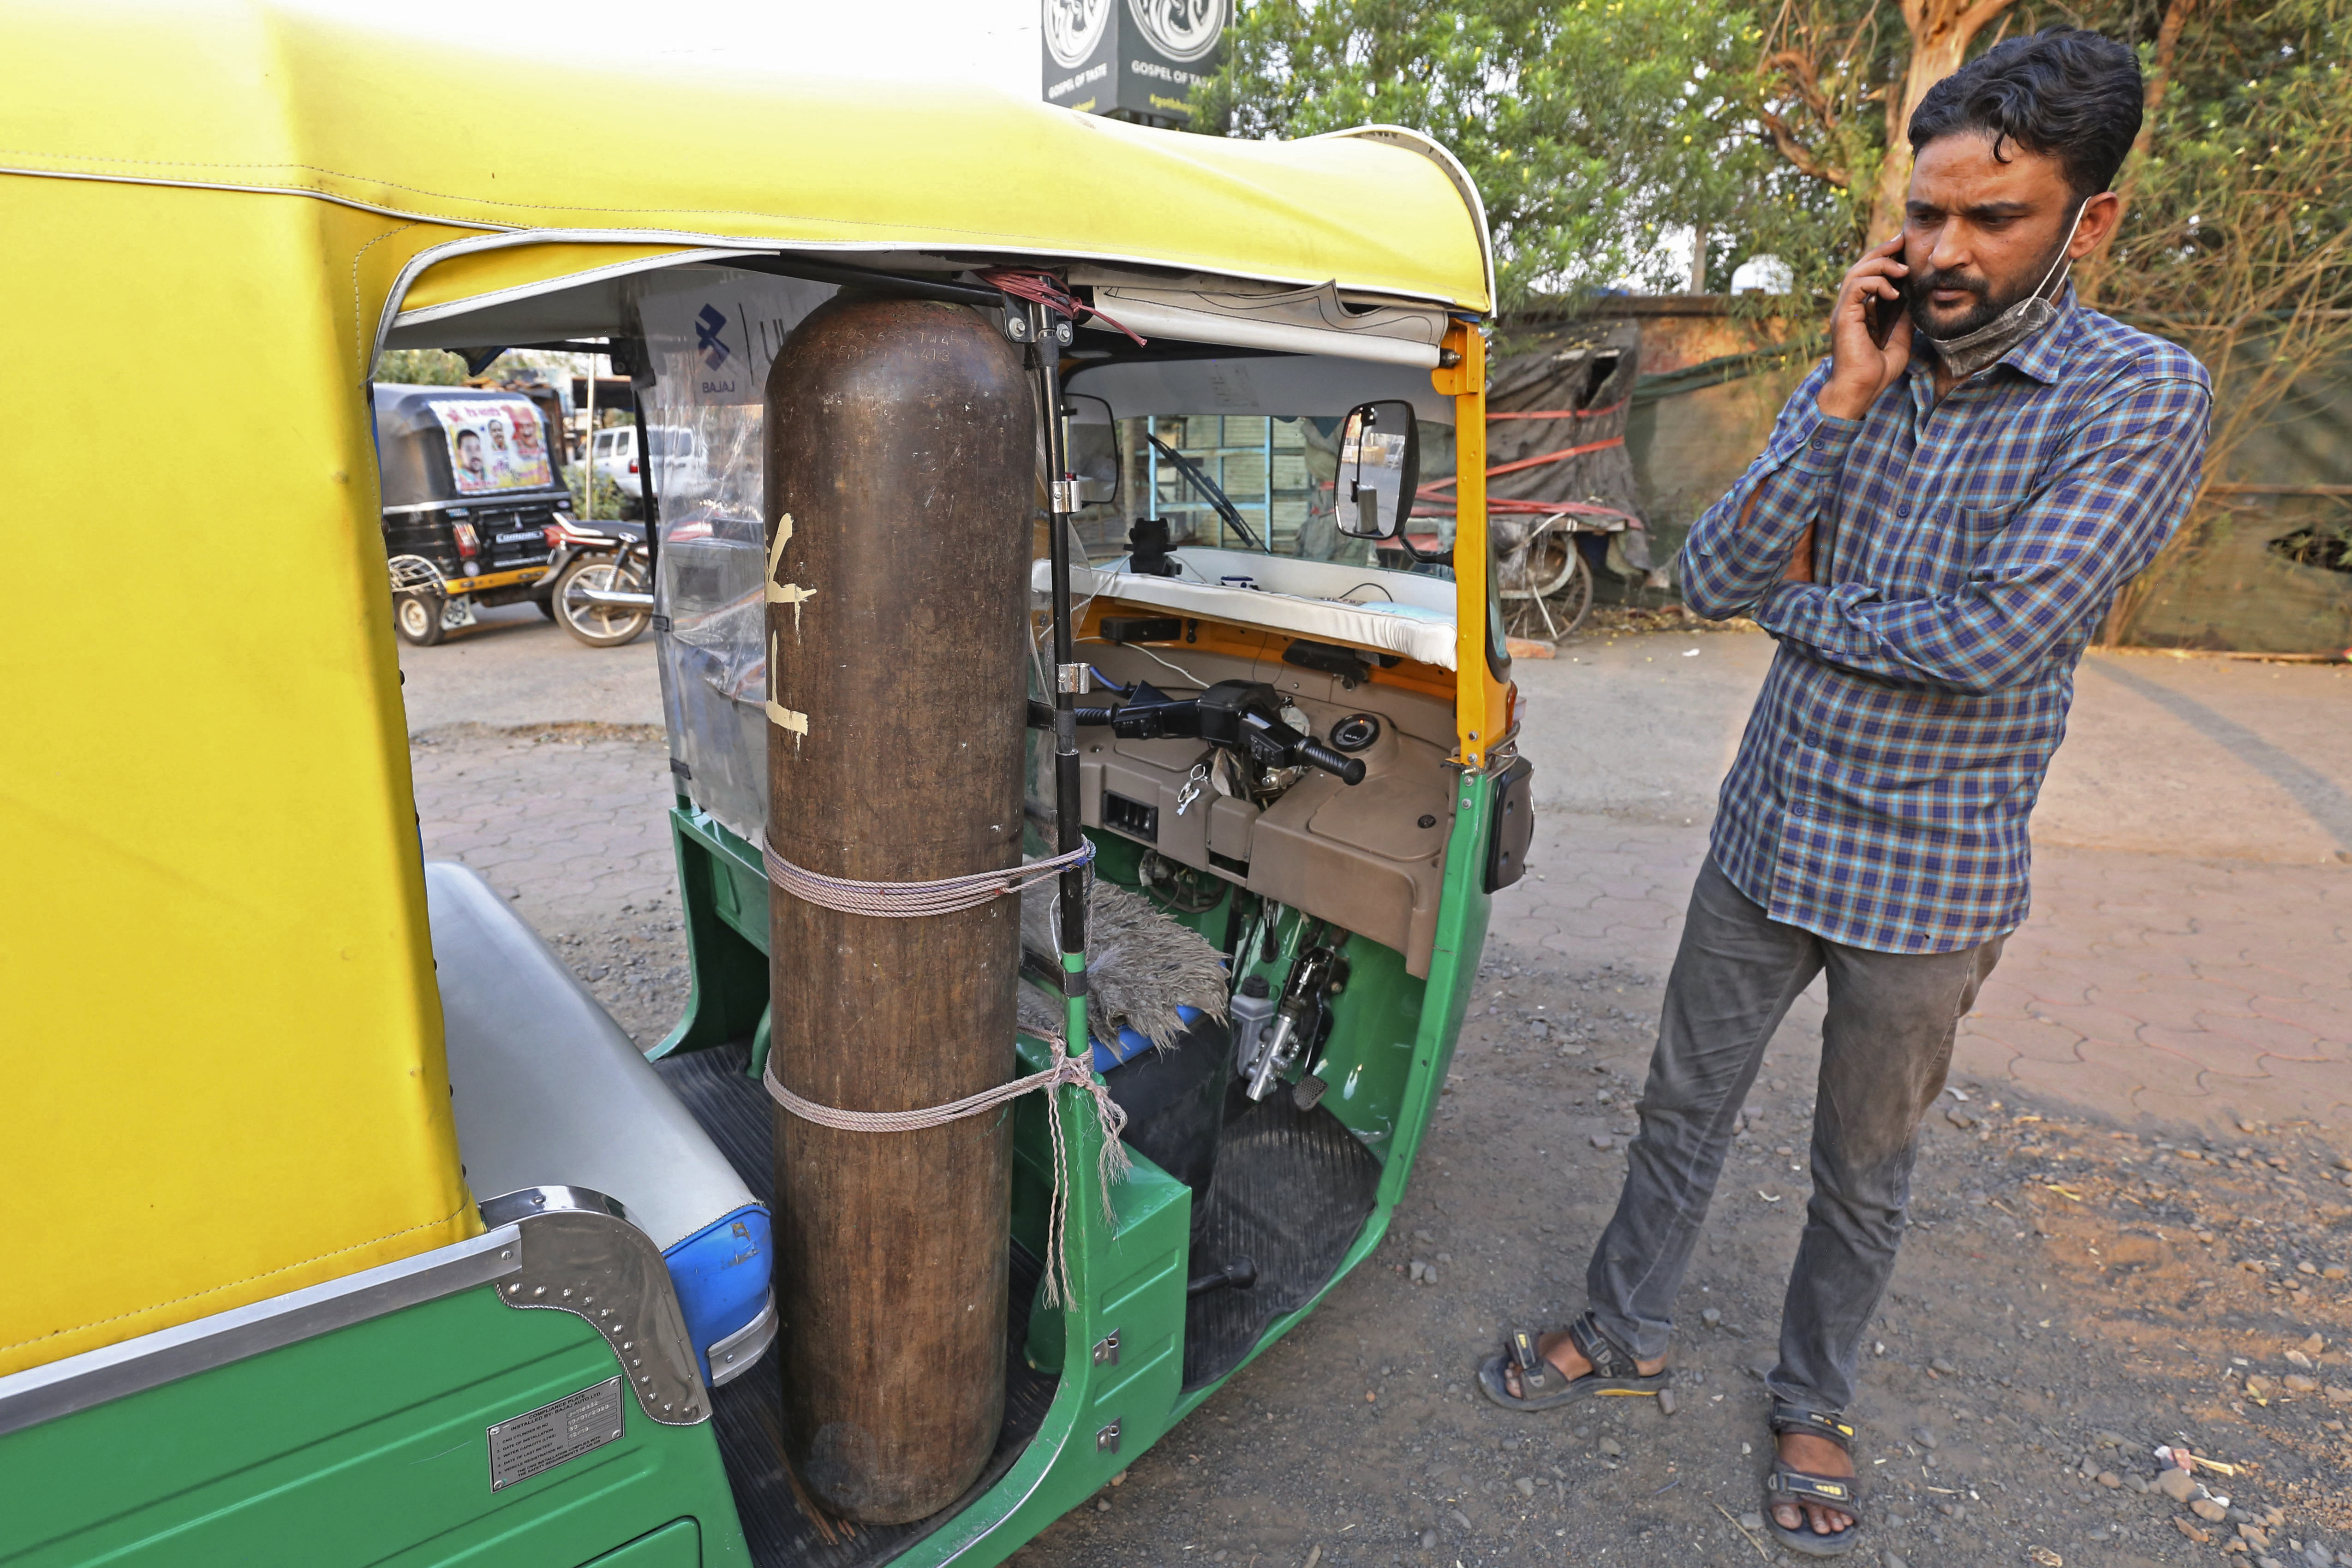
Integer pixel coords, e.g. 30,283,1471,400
1147,434,1264,551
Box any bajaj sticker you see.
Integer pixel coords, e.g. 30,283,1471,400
430,399,555,495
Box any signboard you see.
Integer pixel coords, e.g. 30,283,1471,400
1043,0,1228,126
428,398,555,494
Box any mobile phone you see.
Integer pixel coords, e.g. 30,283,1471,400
1867,275,1910,350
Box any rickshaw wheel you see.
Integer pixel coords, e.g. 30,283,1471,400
394,590,448,647
555,556,651,648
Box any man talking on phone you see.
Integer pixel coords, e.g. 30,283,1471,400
1476,28,2210,1557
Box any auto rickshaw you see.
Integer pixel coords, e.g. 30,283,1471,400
373,382,653,647
372,382,572,645
0,8,1530,1564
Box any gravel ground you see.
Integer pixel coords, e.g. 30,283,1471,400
1012,938,2352,1568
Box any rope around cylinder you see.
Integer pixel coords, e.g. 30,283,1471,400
761,838,1094,918
759,842,1116,1302
764,1051,1129,1309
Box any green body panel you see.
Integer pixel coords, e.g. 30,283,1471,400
1013,1030,1192,1380
585,1521,702,1565
654,809,772,1059
0,1287,749,1568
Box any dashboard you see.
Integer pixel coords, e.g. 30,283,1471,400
1074,635,1459,978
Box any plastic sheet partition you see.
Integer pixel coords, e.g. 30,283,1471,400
637,266,837,842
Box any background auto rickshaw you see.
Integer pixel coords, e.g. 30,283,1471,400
0,7,1527,1564
372,383,573,645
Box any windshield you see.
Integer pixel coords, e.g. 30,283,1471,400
1067,413,1457,564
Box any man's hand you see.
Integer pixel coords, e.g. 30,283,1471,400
1818,235,1912,422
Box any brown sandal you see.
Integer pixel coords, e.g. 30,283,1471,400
1475,1313,1671,1412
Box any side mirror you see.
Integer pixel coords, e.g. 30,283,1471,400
1336,400,1419,540
1063,398,1121,507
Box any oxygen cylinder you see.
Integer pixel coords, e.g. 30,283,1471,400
763,292,1032,1523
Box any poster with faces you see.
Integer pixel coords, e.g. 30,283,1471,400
430,398,554,494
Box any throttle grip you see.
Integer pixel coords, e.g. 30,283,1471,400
1300,739,1367,785
1027,699,1119,729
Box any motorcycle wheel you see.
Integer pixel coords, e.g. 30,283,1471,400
394,589,448,647
554,556,651,648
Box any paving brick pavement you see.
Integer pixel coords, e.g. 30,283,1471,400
408,721,689,1046
1489,814,2352,1137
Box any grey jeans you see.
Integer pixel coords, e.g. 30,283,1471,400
1583,859,2003,1413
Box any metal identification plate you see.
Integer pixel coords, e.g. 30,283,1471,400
487,1377,625,1491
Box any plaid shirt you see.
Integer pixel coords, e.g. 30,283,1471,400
1680,293,2211,953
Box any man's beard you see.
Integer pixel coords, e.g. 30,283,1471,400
1907,225,2074,342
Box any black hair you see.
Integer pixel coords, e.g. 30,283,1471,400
1909,28,2144,198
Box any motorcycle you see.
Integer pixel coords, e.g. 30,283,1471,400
537,516,654,647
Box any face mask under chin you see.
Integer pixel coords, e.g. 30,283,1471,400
1910,201,2087,381
1919,294,2062,381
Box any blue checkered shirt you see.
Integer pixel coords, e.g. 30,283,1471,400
1679,294,2210,953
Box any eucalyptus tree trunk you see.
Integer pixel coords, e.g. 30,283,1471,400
1867,0,2022,240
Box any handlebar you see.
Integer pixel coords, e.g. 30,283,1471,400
1031,700,1121,728
1058,679,1368,786
1036,683,1365,784
1298,738,1367,785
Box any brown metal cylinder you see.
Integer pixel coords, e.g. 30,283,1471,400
764,293,1033,1523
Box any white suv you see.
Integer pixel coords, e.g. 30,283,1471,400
589,423,705,501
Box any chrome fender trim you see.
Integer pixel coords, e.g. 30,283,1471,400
486,1186,710,1426
706,1292,777,1388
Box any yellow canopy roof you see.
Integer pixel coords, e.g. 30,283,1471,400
2,1,1493,317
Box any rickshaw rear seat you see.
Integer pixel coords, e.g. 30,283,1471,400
424,861,773,1386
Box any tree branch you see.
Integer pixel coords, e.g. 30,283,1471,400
2134,0,2195,159
1946,0,2019,51
1758,108,1851,186
1766,48,1837,129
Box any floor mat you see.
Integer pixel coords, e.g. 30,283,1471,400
653,1043,1061,1568
1179,1082,1383,1391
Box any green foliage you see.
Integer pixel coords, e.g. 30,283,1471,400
563,458,633,523
1200,0,1784,308
2084,0,2352,636
370,348,469,385
2095,0,2352,334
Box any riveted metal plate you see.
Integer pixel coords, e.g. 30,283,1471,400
487,1377,625,1490
490,1188,708,1426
